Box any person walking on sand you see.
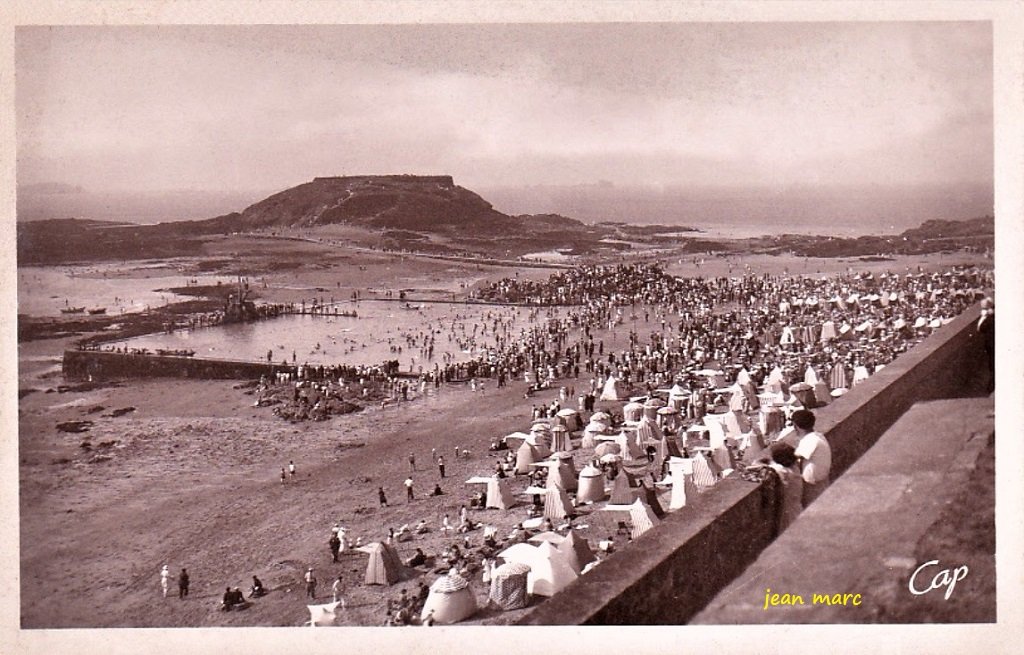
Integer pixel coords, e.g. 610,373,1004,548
289,460,296,479
178,568,190,599
408,453,416,472
378,486,388,508
405,476,414,502
304,567,317,599
280,468,287,484
160,564,170,598
329,532,341,563
437,455,446,479
332,575,346,607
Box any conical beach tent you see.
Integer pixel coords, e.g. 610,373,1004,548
530,541,579,597
629,498,660,540
599,376,626,401
515,442,538,474
421,572,477,624
637,481,666,519
607,470,635,506
497,542,577,597
636,415,664,444
828,362,848,391
360,542,403,585
690,454,718,489
547,455,577,491
557,529,597,574
486,476,515,509
668,458,699,510
543,485,573,520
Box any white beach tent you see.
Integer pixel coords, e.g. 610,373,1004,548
636,415,664,445
600,376,626,401
486,476,515,510
305,601,342,627
668,457,700,511
622,401,645,423
421,571,477,624
557,529,597,575
576,465,607,504
515,442,539,474
498,542,578,597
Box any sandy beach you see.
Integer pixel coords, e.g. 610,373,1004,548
16,240,991,628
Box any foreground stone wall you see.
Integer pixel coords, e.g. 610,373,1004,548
519,304,987,625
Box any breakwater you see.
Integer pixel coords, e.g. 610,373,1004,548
62,349,418,381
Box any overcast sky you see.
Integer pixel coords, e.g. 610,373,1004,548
16,22,992,195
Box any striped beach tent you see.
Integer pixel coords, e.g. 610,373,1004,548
636,415,664,444
629,498,660,540
550,425,572,452
690,454,718,489
543,485,573,520
829,362,848,391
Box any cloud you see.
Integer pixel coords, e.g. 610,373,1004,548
16,23,991,194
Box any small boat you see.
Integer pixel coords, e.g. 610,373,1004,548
61,306,86,314
87,308,107,315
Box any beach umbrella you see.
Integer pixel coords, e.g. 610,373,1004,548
556,408,578,418
599,453,623,465
594,442,621,457
590,411,611,424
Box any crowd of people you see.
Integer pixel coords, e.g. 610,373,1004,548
158,259,991,624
